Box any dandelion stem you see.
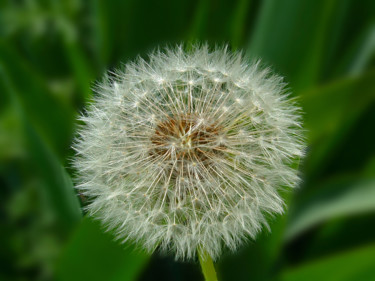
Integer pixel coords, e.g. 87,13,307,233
198,247,218,281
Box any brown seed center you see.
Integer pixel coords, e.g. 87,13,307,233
150,114,223,163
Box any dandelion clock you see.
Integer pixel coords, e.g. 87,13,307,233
73,45,304,281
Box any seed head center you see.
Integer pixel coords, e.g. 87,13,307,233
150,115,222,163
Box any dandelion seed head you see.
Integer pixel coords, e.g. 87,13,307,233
73,44,305,260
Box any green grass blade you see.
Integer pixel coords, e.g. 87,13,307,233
300,70,375,180
285,178,375,242
281,243,375,281
57,216,149,281
247,0,340,90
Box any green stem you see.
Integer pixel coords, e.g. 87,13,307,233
198,247,218,281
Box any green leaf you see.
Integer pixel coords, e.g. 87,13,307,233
0,41,75,157
62,39,94,103
91,0,193,63
187,0,210,42
247,0,339,90
187,0,256,47
247,0,375,88
91,0,111,70
246,0,375,91
332,21,375,77
57,216,149,281
328,2,375,78
285,178,375,242
22,102,82,230
0,58,82,230
281,244,375,281
300,70,375,180
229,0,253,50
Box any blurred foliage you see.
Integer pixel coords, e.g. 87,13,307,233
0,0,374,280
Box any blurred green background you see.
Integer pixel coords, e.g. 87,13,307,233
1,0,375,280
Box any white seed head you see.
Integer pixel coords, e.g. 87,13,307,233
73,45,305,260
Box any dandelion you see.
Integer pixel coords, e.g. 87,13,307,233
73,45,304,267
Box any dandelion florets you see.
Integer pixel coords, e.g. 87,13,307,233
73,45,305,260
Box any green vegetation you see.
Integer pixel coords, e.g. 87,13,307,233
1,0,374,280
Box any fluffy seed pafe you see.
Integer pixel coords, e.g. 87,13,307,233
73,44,305,260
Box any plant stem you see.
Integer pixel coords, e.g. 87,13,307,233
198,247,218,281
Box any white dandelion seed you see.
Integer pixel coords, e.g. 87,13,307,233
73,45,305,261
